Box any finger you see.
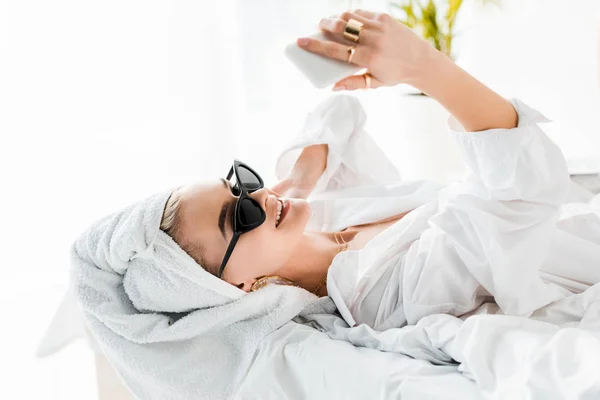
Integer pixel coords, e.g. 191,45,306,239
332,75,364,91
319,17,378,43
354,10,394,24
338,11,374,27
352,9,378,20
332,73,383,91
297,37,368,66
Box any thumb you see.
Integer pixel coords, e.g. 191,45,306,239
332,73,383,91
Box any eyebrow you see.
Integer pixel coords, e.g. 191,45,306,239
218,178,232,241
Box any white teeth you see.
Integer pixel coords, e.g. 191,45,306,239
276,200,283,227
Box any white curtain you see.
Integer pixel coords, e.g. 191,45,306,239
1,0,390,287
2,1,237,288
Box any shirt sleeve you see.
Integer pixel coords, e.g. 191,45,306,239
446,98,570,205
274,94,401,196
401,99,572,325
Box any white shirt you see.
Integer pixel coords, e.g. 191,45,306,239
276,95,600,330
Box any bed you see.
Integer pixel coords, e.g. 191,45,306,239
37,87,600,399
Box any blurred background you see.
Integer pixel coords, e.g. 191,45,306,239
1,0,599,398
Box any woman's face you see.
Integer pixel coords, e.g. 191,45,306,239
176,180,312,291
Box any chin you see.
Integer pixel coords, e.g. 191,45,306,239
280,198,310,232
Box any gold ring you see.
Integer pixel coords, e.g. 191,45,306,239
364,73,371,89
343,18,363,43
346,46,356,63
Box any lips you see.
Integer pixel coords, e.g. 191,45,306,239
277,199,290,227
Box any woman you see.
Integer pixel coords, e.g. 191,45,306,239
65,10,600,399
159,10,600,330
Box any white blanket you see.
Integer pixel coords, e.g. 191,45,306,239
236,283,599,399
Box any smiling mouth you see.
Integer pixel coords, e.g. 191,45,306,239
275,198,289,228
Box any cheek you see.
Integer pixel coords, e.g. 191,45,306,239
228,205,310,275
242,225,297,262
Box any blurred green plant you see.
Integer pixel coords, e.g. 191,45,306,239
392,0,500,60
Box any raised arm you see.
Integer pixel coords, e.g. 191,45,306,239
271,144,328,199
298,10,518,132
271,95,401,199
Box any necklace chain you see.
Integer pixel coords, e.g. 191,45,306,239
312,231,348,296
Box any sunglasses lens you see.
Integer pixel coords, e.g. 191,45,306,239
237,166,261,191
238,198,263,227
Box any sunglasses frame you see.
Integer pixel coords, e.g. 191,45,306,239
217,159,265,278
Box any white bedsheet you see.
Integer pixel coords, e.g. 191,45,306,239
236,317,483,400
237,282,600,399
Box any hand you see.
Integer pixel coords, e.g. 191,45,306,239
297,10,443,91
270,144,328,199
298,10,517,131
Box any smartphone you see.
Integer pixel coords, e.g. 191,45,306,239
284,31,362,89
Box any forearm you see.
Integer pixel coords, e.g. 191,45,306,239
290,145,327,191
409,51,518,132
273,144,328,199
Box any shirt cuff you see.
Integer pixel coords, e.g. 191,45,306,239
275,95,366,190
445,99,569,203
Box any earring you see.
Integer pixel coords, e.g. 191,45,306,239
250,275,295,292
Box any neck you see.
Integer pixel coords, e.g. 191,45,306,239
274,231,350,295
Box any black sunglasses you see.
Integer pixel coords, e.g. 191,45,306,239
217,159,266,278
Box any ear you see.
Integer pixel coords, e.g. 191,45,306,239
237,279,257,293
222,272,256,292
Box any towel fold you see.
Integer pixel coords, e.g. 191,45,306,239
71,188,334,400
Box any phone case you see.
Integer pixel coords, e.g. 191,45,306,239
284,32,362,88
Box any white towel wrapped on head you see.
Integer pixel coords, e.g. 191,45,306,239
71,188,333,400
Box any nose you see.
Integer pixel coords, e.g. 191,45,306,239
249,188,277,211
